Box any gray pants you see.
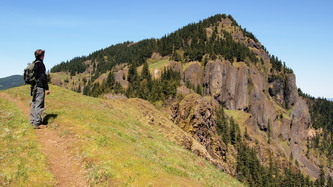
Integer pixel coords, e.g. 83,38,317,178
30,87,45,126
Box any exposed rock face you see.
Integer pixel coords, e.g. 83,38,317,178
280,118,292,141
268,73,299,109
284,74,299,109
170,94,227,161
202,59,309,139
183,62,202,87
290,99,311,145
199,58,317,177
203,60,223,101
203,60,248,111
115,68,129,89
248,64,277,131
268,75,285,105
288,98,313,177
167,61,183,73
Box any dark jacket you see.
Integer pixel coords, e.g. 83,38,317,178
33,59,49,90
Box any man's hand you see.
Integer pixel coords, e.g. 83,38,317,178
46,90,50,95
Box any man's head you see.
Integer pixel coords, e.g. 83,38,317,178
34,49,45,60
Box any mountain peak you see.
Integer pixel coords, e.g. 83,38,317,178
49,14,330,185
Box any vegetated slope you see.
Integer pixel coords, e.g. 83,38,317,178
0,75,24,90
50,13,333,185
299,91,333,174
0,92,55,186
1,85,242,186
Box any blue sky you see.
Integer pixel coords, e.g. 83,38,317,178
0,0,332,98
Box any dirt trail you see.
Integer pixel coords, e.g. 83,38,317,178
0,93,89,187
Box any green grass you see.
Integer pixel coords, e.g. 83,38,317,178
2,85,243,186
0,93,55,186
224,109,251,131
149,59,169,69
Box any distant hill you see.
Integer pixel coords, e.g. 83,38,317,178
0,75,24,90
328,98,333,101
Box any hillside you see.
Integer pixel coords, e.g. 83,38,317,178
49,14,333,185
0,85,242,186
0,75,24,90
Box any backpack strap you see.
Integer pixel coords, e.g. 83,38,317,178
33,60,41,84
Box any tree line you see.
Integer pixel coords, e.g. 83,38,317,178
82,62,182,103
51,14,265,77
299,89,333,169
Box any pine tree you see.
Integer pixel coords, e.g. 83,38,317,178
83,84,90,96
106,72,115,88
141,62,151,81
216,106,230,145
127,64,138,83
230,118,241,145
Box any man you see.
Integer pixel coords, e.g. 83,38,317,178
30,49,50,129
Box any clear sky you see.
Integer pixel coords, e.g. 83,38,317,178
0,0,332,98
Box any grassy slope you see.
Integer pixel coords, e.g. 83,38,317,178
0,94,55,186
1,85,242,186
148,59,169,69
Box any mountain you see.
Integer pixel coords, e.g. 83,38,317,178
0,75,25,90
328,98,333,102
0,85,242,186
50,14,331,185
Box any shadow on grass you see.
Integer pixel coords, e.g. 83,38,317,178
42,114,58,125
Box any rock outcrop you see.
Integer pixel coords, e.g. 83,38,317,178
183,62,203,87
203,60,248,111
187,56,318,177
170,94,227,162
284,73,299,109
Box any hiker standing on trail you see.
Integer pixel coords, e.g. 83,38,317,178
30,49,50,129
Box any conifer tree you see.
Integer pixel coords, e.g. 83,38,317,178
216,106,230,145
141,62,151,81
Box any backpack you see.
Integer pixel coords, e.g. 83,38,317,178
23,61,37,84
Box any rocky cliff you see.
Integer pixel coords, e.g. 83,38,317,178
168,17,318,177
50,14,327,180
172,56,317,177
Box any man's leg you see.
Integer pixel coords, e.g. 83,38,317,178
32,87,45,127
30,99,35,125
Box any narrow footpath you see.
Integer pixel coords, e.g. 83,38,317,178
0,92,88,187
